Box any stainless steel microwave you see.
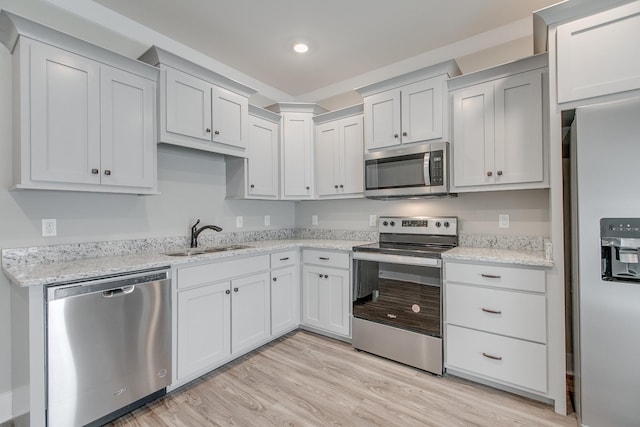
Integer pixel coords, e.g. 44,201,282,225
364,142,451,199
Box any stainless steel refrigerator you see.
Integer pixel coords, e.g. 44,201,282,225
571,96,640,427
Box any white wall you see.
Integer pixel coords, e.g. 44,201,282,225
296,190,550,236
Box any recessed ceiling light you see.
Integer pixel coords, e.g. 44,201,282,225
293,43,309,54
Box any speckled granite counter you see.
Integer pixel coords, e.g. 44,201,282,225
442,246,553,268
2,239,370,287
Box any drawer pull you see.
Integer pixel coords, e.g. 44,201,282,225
319,257,330,261
482,352,503,361
481,308,502,315
279,257,290,261
481,273,501,279
386,314,397,319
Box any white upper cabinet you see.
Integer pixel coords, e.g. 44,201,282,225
357,61,460,152
556,1,640,104
1,12,159,194
449,54,549,192
226,106,280,200
314,105,364,198
140,46,256,158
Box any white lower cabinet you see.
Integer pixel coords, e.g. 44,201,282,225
444,261,548,394
231,272,271,354
271,266,299,335
302,249,351,337
177,281,231,379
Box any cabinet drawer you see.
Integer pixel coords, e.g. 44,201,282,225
446,283,546,343
446,325,547,392
445,262,544,293
270,250,298,269
177,255,269,290
303,249,350,269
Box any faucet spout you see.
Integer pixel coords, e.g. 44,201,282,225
190,219,223,248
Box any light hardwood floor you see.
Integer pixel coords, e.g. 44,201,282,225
109,331,577,427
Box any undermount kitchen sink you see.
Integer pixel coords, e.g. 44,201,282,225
164,244,252,257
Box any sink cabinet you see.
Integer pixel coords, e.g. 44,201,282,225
1,12,159,194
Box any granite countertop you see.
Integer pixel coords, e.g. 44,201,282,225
442,246,553,268
2,239,368,288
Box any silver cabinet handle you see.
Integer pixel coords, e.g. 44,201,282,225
482,352,503,361
481,273,501,279
319,257,330,261
386,314,397,319
481,308,502,315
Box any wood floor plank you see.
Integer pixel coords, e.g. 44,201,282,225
107,331,577,427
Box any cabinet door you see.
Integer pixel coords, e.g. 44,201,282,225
165,67,212,141
211,86,248,149
339,115,364,195
282,113,313,198
247,115,278,197
401,76,443,144
29,41,101,185
271,266,299,335
364,88,401,150
302,266,323,328
451,82,495,188
315,121,339,196
177,281,231,380
323,268,351,337
494,71,543,185
231,272,271,354
100,66,156,189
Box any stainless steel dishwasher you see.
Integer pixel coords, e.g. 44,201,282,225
46,267,172,427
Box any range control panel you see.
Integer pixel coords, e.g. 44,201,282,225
378,216,457,236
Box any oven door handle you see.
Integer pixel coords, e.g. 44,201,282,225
423,152,431,186
353,251,441,267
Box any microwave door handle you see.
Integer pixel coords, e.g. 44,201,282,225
423,152,431,186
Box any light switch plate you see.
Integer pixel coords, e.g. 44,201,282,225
369,215,377,227
311,215,318,226
264,215,270,226
42,219,57,237
236,216,243,228
499,214,510,228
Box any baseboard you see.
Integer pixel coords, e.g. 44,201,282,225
0,390,11,424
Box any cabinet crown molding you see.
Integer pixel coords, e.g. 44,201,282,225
249,104,281,123
140,45,257,97
447,53,548,92
267,102,328,115
313,104,363,124
0,11,159,81
355,59,461,98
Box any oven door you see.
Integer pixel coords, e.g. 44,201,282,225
353,252,442,337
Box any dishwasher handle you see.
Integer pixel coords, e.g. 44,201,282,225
102,285,136,298
47,268,170,301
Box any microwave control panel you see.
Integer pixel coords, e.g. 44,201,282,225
430,150,444,186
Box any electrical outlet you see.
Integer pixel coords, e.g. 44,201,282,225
311,215,318,226
369,215,377,227
236,216,243,228
264,215,271,226
499,214,510,229
42,219,57,237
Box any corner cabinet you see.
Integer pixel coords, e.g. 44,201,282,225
448,54,549,192
356,60,460,152
139,46,256,158
270,103,327,200
301,249,351,338
314,105,364,199
1,12,159,194
226,106,280,199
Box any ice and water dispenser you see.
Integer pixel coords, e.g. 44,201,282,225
601,218,640,282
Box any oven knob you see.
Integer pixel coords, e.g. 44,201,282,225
390,221,395,226
435,221,441,228
444,221,450,228
382,221,389,226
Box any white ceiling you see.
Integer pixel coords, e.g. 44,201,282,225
93,0,559,98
